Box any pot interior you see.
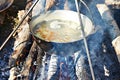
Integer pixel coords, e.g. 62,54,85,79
30,10,94,43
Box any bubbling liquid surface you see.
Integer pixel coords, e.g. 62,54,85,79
34,19,83,43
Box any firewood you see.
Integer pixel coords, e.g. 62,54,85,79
96,4,120,38
112,36,120,63
9,10,31,67
45,0,56,11
45,0,70,11
32,46,44,80
8,67,19,80
105,0,120,5
97,4,120,63
8,0,33,77
20,41,38,80
8,10,31,80
8,0,41,79
64,0,69,10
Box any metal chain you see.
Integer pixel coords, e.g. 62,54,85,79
75,0,95,80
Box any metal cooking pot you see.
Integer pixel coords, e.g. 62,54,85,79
0,0,14,12
30,10,94,56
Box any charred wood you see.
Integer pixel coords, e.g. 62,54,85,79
20,41,38,80
9,0,33,79
8,10,32,80
32,45,45,80
9,10,31,67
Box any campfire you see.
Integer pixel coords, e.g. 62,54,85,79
0,0,120,80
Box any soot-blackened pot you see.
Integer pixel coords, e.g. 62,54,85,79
30,10,94,56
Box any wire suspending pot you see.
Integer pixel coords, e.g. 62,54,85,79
30,10,94,56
